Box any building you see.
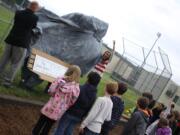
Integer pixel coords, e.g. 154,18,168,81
158,80,180,110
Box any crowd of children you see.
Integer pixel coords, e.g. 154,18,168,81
123,97,180,135
31,64,180,135
31,64,128,135
1,1,178,134
29,41,179,135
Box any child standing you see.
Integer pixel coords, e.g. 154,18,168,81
101,82,128,135
93,41,115,77
156,118,172,135
150,103,166,124
133,92,155,115
122,97,150,135
32,65,81,135
54,72,101,135
79,81,118,135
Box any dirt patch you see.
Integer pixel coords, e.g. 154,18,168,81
0,102,123,135
0,103,40,135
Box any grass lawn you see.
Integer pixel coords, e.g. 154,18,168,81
0,5,139,115
0,72,139,114
0,5,14,41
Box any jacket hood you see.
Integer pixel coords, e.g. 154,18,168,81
139,110,149,124
157,127,172,135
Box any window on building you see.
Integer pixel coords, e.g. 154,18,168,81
166,84,177,98
173,95,180,106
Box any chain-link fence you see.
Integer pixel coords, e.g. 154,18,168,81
112,38,172,100
0,1,173,100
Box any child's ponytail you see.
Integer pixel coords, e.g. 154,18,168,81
65,65,81,83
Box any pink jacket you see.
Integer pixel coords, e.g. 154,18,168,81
41,77,80,121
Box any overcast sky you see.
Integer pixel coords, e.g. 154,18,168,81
31,0,180,85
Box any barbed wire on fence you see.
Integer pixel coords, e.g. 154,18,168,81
112,37,172,100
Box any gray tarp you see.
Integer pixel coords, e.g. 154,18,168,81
33,10,109,75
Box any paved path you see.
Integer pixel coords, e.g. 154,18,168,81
0,94,44,106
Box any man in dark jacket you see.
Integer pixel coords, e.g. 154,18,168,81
0,1,39,87
54,72,101,135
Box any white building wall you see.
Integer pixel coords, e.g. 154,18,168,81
158,81,180,110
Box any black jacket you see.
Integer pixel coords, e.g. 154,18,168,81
149,108,162,124
5,9,38,48
102,96,124,130
122,110,149,135
66,83,97,119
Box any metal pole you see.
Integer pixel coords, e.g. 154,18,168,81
143,51,159,91
141,32,161,67
150,68,165,93
139,71,150,92
158,47,172,74
112,37,125,79
122,37,125,55
129,33,162,92
156,74,172,100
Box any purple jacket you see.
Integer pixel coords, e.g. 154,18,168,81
156,127,172,135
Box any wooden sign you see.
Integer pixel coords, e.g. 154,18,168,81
28,48,70,82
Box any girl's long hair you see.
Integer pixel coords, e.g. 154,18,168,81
65,65,81,83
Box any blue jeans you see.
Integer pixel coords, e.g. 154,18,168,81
54,113,81,135
82,128,99,135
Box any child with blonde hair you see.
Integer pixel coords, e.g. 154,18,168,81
101,82,128,135
79,81,118,135
32,65,81,135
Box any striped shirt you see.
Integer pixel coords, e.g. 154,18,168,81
93,60,109,76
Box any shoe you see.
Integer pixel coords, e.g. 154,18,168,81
25,86,35,92
19,81,26,88
18,81,34,91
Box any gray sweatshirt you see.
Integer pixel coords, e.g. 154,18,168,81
81,96,113,133
122,110,149,135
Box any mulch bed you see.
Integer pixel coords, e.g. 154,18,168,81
0,102,124,135
0,103,40,135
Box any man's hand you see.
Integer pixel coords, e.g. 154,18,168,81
79,127,84,135
113,40,116,52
